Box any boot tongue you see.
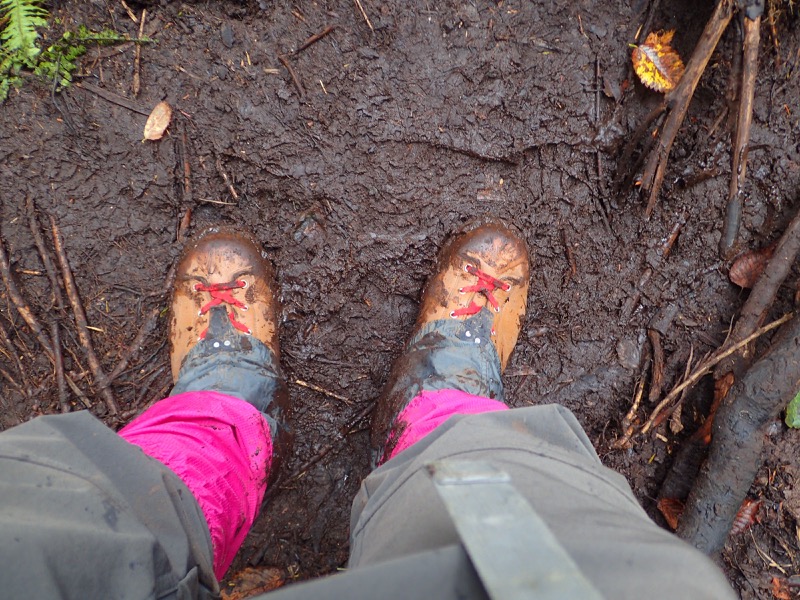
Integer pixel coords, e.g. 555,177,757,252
206,305,232,339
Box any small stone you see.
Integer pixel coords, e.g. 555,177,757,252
221,24,235,48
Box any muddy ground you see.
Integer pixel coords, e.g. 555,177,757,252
1,0,799,597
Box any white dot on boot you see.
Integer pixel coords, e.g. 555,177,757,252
213,341,220,348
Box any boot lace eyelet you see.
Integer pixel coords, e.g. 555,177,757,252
238,279,248,289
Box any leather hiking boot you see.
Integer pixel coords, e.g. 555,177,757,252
170,227,280,380
169,227,291,471
372,222,530,455
414,222,530,368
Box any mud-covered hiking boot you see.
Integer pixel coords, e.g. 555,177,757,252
170,228,281,378
371,222,530,454
169,227,291,470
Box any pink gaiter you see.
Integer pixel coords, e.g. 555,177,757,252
119,391,272,579
386,389,508,462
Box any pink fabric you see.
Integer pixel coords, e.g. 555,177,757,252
386,389,508,462
119,391,272,579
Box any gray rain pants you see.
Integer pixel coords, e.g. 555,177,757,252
0,405,736,599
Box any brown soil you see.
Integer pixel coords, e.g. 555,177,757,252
1,1,799,597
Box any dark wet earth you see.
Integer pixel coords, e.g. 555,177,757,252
1,0,800,597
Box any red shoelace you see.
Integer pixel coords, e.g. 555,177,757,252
450,264,511,318
194,280,251,338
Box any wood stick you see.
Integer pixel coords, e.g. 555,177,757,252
715,203,800,379
720,15,761,258
641,311,794,435
75,82,150,116
215,156,239,201
50,320,69,412
295,25,336,55
613,374,647,449
642,0,734,218
26,195,64,310
278,54,305,97
120,0,138,23
660,210,688,259
678,313,800,554
613,103,666,195
0,319,27,384
293,378,353,405
647,328,665,404
132,9,146,96
0,237,53,356
354,0,374,32
50,218,119,415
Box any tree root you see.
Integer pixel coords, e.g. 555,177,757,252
678,313,800,555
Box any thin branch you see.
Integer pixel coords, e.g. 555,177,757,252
50,217,119,416
641,311,794,435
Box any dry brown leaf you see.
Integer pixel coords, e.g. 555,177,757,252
143,101,172,141
729,242,777,288
657,497,685,530
632,30,685,93
731,497,762,535
771,576,792,600
221,566,285,600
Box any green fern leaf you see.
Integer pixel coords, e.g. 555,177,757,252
0,0,49,57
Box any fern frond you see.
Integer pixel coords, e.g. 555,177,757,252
0,0,48,57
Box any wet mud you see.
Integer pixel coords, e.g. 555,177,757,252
1,0,799,596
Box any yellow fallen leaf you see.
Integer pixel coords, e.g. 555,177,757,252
631,30,685,93
143,101,172,141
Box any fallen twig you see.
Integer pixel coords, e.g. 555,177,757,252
678,313,800,554
27,197,70,411
180,126,193,204
293,378,353,405
647,328,665,403
51,218,119,416
132,8,146,96
0,237,53,356
354,0,374,31
76,82,150,116
715,203,800,379
49,320,69,413
660,210,688,259
120,0,138,23
613,373,647,449
278,54,305,97
215,156,239,201
177,207,192,243
295,25,336,55
26,196,64,310
0,319,27,388
613,103,666,195
641,311,794,435
720,14,760,258
641,0,734,217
